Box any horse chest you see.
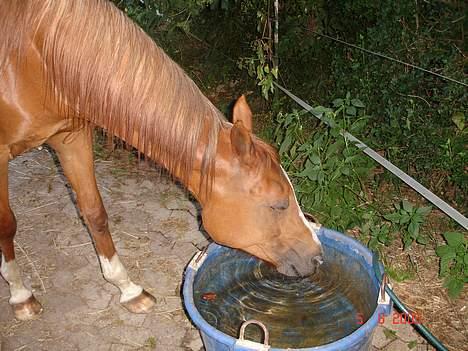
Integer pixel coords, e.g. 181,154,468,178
0,57,73,158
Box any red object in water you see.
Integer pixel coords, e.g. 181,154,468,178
201,292,217,301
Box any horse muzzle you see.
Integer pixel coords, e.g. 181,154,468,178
277,250,324,277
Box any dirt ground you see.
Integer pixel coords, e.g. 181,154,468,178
0,148,207,350
0,147,443,351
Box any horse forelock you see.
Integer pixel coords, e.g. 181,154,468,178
1,0,225,190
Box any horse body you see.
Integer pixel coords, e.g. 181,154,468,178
0,0,322,321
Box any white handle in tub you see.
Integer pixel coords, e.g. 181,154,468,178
235,319,271,350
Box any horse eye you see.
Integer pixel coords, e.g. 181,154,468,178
270,199,289,211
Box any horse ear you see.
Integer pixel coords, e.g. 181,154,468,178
230,121,254,162
232,95,253,132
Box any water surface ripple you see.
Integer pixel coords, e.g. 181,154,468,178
193,245,377,348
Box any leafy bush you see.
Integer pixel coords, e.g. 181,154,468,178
383,200,432,249
321,0,467,203
274,94,374,230
435,232,467,298
222,0,467,204
114,0,214,39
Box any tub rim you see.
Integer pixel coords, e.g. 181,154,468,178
182,227,391,351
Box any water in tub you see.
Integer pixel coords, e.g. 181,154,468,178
193,244,377,348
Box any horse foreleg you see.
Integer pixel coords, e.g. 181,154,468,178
0,147,43,320
47,129,156,314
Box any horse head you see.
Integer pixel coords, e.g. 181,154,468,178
200,96,323,277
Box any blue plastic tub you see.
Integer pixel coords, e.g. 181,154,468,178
183,227,392,351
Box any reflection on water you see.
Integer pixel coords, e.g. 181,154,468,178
193,245,377,348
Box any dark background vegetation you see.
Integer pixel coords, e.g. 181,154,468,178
112,0,467,301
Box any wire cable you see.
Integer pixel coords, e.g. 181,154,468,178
312,31,467,87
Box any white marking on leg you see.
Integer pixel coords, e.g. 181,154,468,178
281,167,322,247
99,254,143,303
0,255,33,305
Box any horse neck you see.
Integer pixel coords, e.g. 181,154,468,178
19,0,223,198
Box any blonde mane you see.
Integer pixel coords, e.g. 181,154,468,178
0,0,225,188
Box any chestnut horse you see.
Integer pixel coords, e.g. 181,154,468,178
0,0,322,321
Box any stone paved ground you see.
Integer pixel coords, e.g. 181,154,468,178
0,148,433,350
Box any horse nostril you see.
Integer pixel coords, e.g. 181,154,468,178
312,255,323,266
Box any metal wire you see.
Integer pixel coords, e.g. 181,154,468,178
312,31,467,88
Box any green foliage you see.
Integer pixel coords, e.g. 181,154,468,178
114,0,214,35
383,200,431,249
238,38,278,100
385,266,415,283
435,232,467,299
229,0,467,204
322,0,467,203
236,2,278,100
366,221,392,250
274,94,374,230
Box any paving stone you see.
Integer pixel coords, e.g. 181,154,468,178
185,329,205,351
384,339,412,351
372,325,395,349
384,319,425,343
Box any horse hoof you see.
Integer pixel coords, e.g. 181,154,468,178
121,290,156,314
13,295,43,321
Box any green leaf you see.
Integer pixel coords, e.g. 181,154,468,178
408,222,420,238
369,237,378,249
326,141,343,157
345,155,360,163
271,67,278,79
416,206,432,216
435,245,456,258
309,153,321,165
443,232,464,247
313,106,333,114
440,256,452,275
456,245,465,255
416,236,427,245
444,276,464,299
386,266,414,282
464,253,468,265
384,213,400,223
451,111,465,131
349,118,367,133
279,133,293,155
402,200,413,212
330,206,342,217
323,157,337,170
299,167,319,181
341,167,351,175
313,190,322,206
332,98,344,107
317,171,325,184
399,214,411,225
403,236,413,250
298,160,319,177
383,329,397,340
346,106,357,116
351,98,365,108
